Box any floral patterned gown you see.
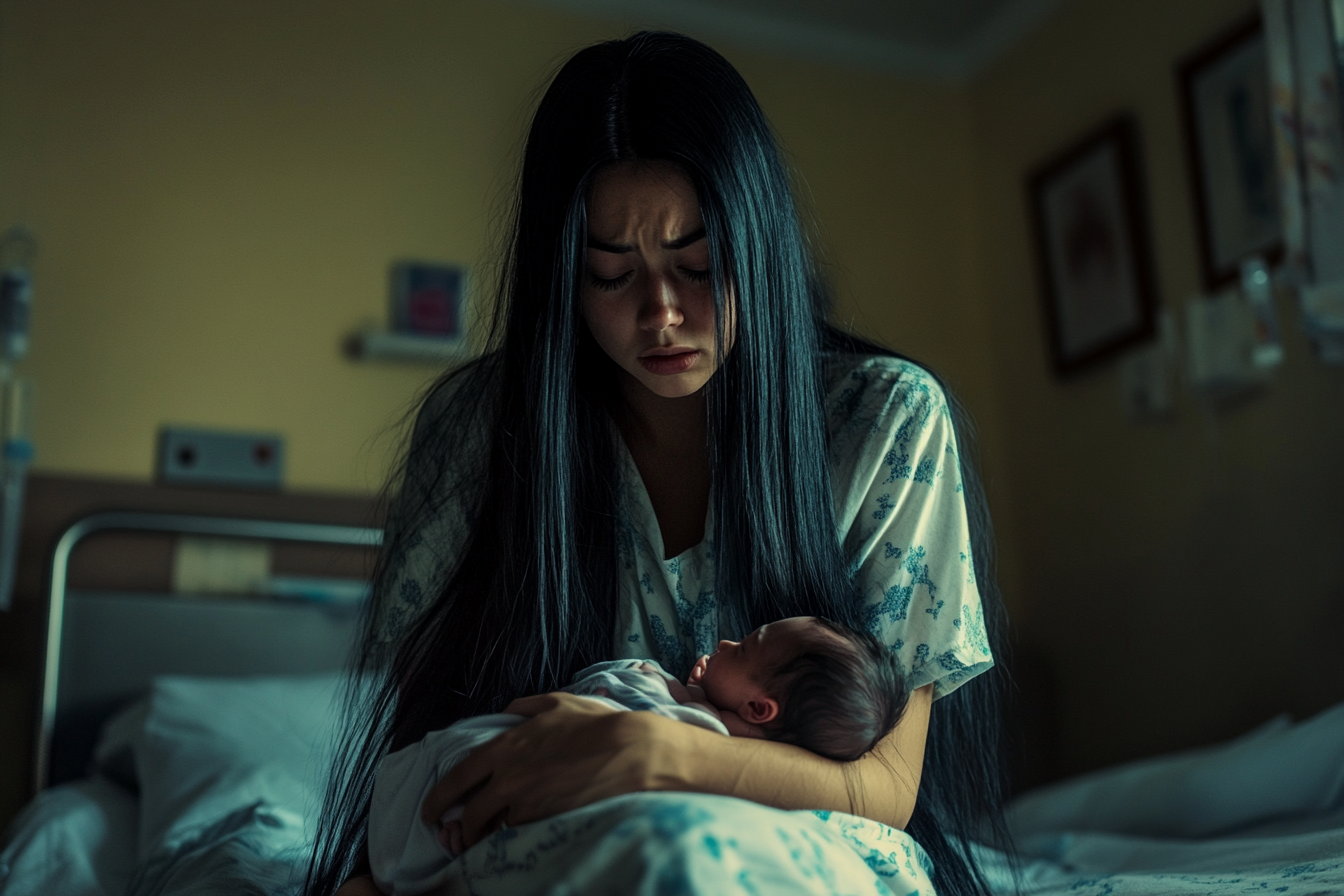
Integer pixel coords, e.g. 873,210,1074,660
371,353,994,896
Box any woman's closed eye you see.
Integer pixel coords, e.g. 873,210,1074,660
588,270,634,291
587,266,709,291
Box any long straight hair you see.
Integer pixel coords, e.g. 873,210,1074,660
307,32,1009,896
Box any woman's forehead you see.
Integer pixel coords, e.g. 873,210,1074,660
586,161,703,245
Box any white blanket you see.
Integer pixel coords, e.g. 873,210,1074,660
366,659,937,895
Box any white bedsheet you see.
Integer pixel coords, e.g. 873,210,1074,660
0,776,139,896
975,699,1344,895
1007,701,1344,840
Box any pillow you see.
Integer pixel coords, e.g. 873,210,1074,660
92,698,149,789
0,777,139,896
1007,700,1344,841
132,673,347,860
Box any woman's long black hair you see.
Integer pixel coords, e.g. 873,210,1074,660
307,31,1010,896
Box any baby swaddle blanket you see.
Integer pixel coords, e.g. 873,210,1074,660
368,659,728,894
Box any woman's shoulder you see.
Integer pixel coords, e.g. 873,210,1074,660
403,358,499,477
414,354,499,431
373,359,500,643
821,352,952,441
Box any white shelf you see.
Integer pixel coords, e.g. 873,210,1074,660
344,330,467,364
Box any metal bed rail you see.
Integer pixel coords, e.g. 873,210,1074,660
35,510,383,792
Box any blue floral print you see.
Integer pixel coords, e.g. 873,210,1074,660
610,355,993,694
375,355,994,696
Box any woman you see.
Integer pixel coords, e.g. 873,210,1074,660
310,31,1009,896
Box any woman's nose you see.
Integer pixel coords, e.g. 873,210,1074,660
637,276,684,332
717,639,737,651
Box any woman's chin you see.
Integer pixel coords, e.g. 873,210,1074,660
632,370,713,400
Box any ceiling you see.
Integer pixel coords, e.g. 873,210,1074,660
525,0,1066,80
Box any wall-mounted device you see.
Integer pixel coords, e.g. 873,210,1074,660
157,427,285,490
0,226,35,612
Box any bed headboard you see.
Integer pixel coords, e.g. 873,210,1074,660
37,511,382,790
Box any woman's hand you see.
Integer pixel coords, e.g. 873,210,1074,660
420,683,933,851
420,692,697,849
334,873,383,896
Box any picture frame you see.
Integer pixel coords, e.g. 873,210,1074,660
1028,116,1160,376
389,261,468,348
1178,16,1282,291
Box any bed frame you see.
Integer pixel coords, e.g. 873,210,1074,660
35,510,382,791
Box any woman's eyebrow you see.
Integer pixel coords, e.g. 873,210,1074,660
663,228,706,250
586,228,706,253
587,236,632,253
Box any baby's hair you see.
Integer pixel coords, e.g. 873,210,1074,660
761,617,909,762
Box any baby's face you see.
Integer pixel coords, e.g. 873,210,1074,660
695,616,817,712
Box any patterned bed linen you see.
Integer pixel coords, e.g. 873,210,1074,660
112,794,936,896
7,680,1343,896
7,776,1343,896
108,795,1344,896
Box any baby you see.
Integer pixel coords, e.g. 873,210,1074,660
676,615,909,760
368,616,907,894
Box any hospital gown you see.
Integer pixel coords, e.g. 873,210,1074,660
374,353,993,895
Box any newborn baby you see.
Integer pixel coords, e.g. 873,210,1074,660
677,615,909,759
368,616,907,894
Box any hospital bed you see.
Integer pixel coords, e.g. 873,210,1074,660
1,507,377,896
1,507,1342,895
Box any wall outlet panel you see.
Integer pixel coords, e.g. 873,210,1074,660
158,427,285,489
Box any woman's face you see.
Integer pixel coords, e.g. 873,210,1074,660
580,160,730,400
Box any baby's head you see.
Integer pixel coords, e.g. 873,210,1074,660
696,616,908,761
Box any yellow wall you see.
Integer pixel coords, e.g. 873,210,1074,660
0,0,998,501
6,0,1337,782
0,0,1008,829
968,0,1344,772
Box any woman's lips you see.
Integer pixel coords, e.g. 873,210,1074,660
639,349,699,375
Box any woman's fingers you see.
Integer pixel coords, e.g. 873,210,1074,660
420,693,565,822
420,693,610,832
453,772,513,847
420,693,664,850
434,727,565,846
503,692,564,717
420,745,493,825
458,758,573,846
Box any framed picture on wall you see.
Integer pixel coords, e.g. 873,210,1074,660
390,261,468,347
1028,116,1159,376
1178,16,1282,291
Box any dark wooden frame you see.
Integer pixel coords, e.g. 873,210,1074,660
1177,15,1282,291
1027,116,1159,376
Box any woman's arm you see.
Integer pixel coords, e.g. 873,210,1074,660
422,684,933,848
696,683,932,825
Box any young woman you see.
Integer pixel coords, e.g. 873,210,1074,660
310,31,1009,896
